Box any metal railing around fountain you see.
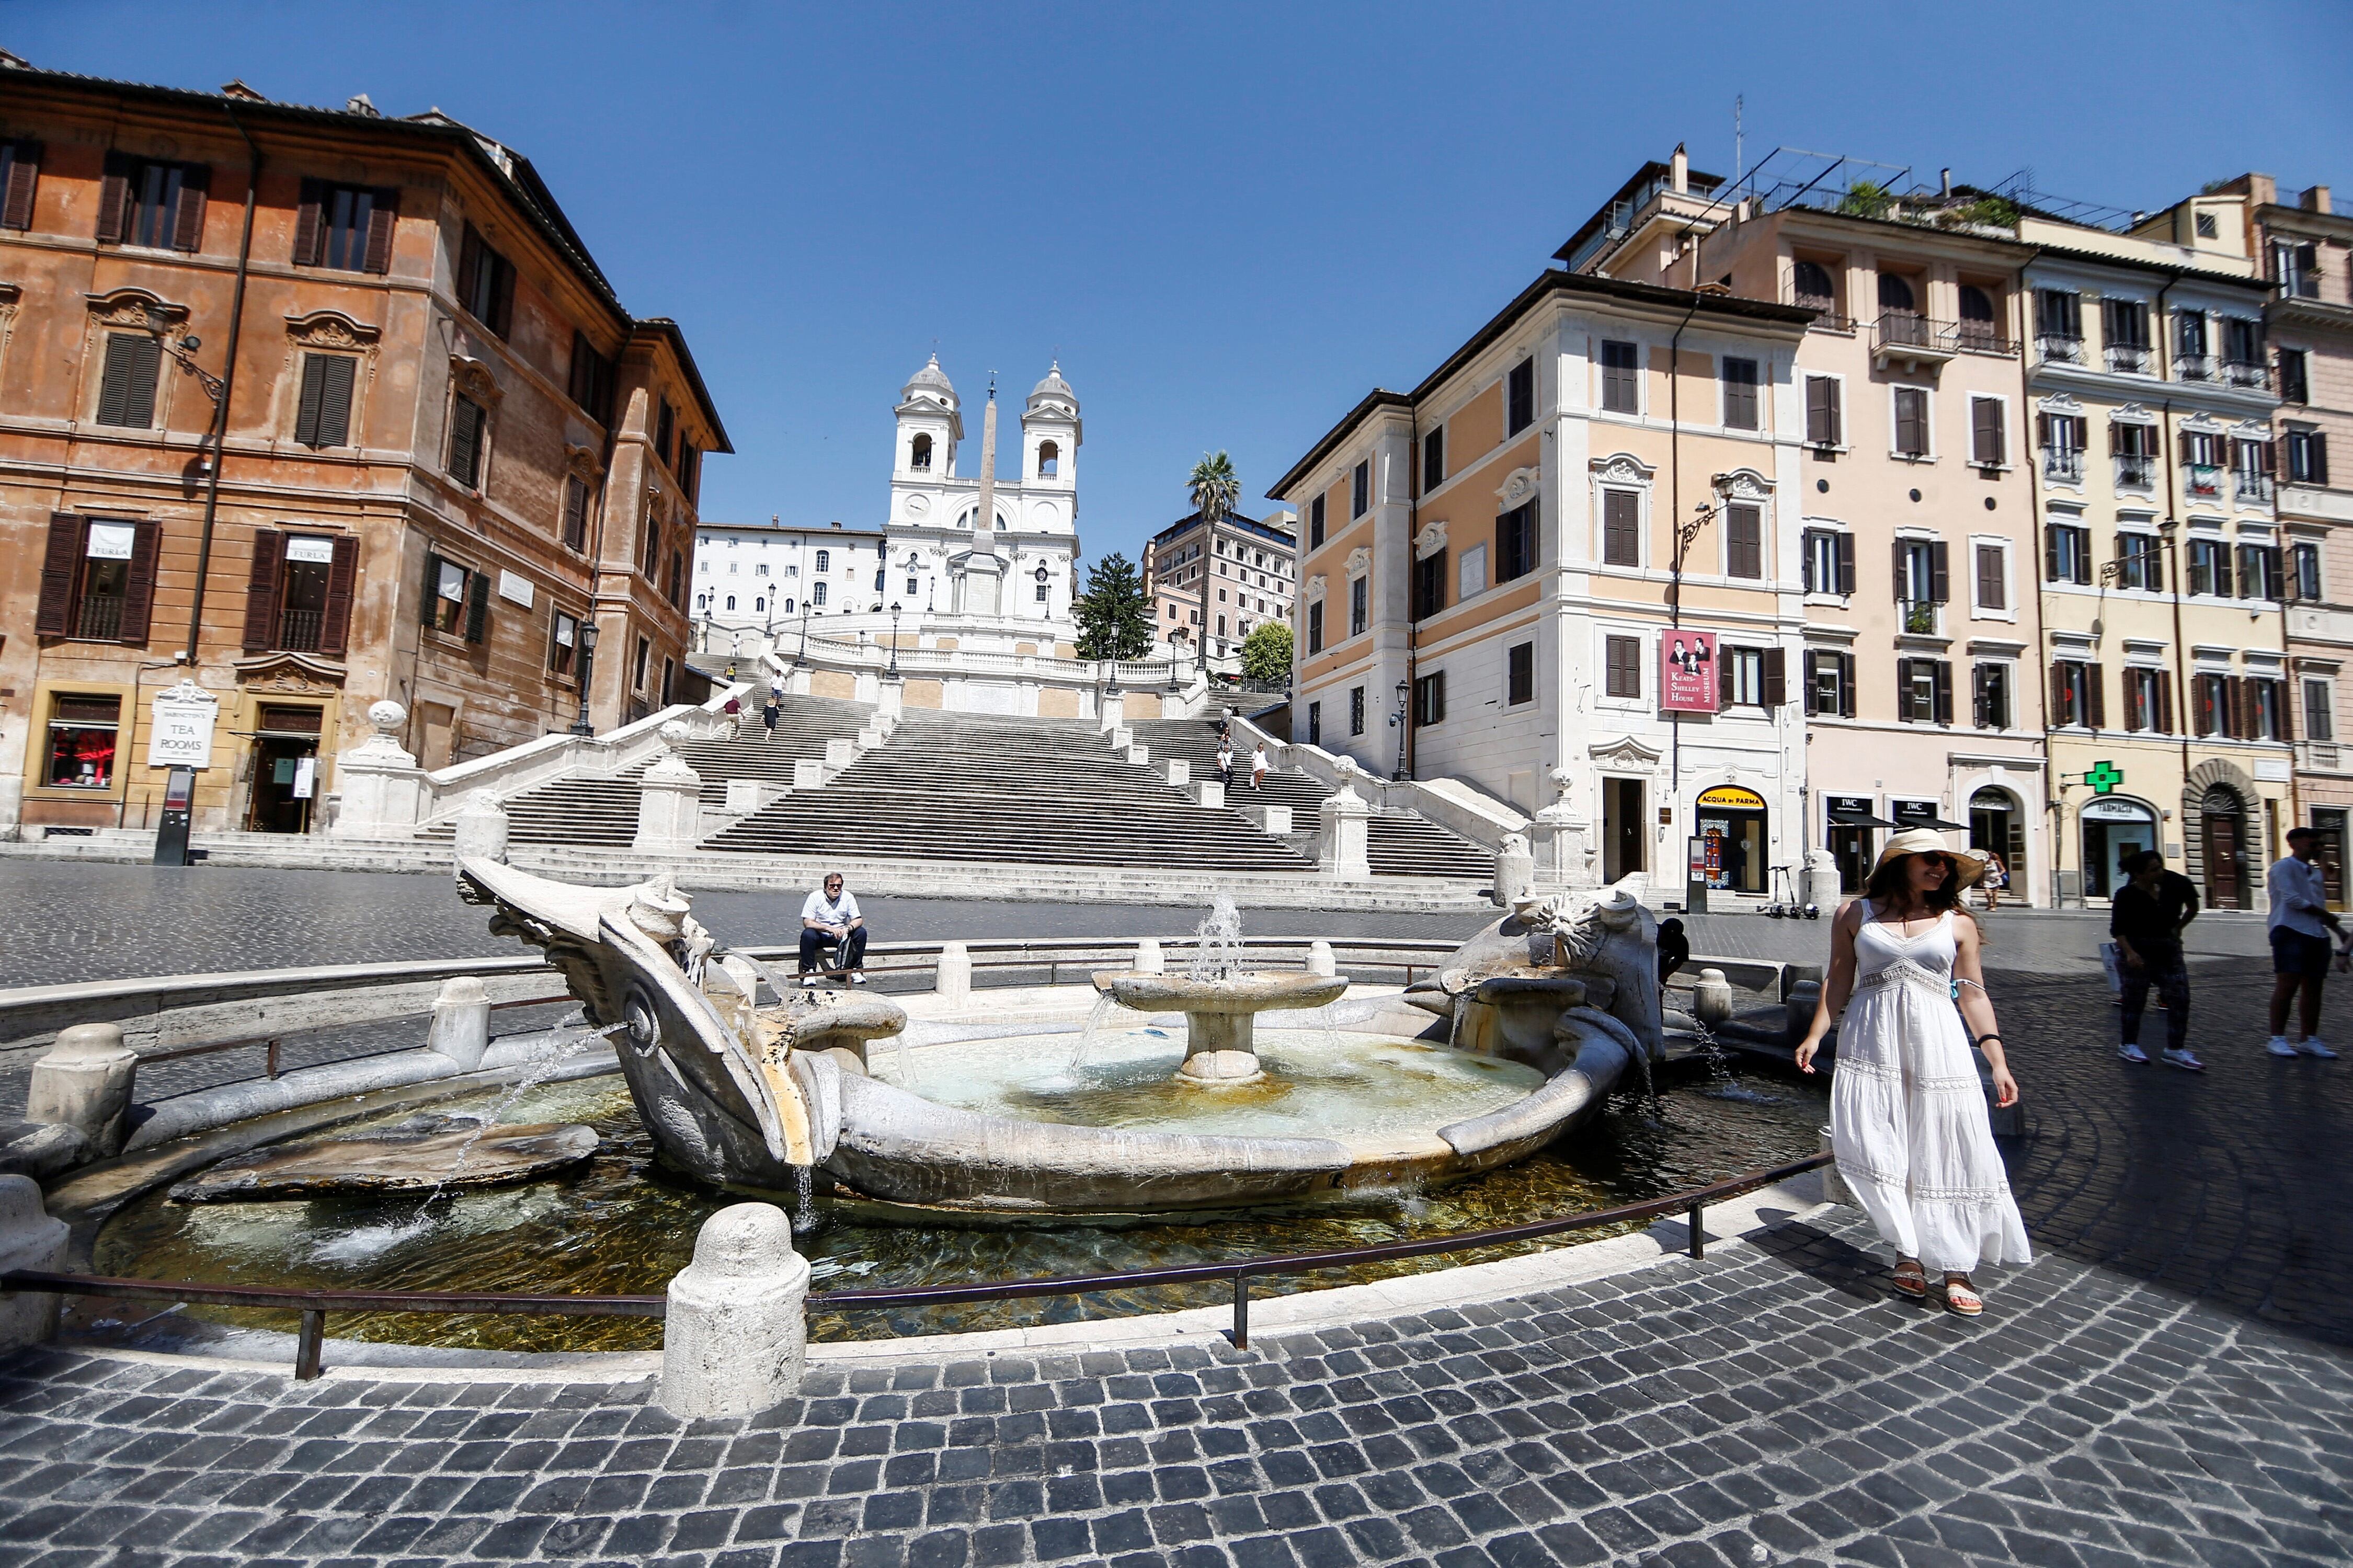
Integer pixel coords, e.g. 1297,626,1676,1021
0,1150,1831,1372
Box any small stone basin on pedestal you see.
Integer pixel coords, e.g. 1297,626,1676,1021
1091,970,1350,1084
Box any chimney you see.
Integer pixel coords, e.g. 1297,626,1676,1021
2304,185,2333,215
1940,168,1953,199
1671,144,1689,194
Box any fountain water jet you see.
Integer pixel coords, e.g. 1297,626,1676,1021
1094,900,1346,1085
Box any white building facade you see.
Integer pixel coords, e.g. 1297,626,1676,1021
690,522,888,649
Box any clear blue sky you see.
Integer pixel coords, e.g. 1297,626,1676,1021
12,2,2349,568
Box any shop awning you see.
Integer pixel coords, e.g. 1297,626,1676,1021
1827,810,1899,828
1905,814,1970,831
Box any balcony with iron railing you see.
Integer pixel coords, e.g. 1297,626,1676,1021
2115,454,2156,491
2044,448,2086,482
2038,333,2085,364
1792,293,1853,331
73,594,124,640
276,607,324,654
2106,342,2153,375
1871,311,1956,370
2236,470,2275,505
2175,352,2214,382
2222,359,2269,389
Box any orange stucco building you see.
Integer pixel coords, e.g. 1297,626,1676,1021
0,60,727,837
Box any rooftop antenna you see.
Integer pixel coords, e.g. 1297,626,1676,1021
1733,95,1744,190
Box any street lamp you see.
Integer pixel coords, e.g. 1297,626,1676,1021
569,622,600,736
1391,677,1411,780
794,598,812,669
887,602,902,679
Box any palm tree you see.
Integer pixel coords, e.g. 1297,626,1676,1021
1186,451,1239,673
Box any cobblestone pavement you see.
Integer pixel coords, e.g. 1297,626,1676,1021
1,1208,2348,1568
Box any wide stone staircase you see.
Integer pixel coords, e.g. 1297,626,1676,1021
705,707,1314,873
419,696,873,848
1131,718,1497,883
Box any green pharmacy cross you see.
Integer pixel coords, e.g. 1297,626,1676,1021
2086,760,2123,795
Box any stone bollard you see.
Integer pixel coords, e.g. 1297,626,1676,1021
659,1203,810,1420
1126,744,1149,766
451,788,510,863
426,977,493,1071
1134,938,1166,975
793,759,825,789
1692,968,1735,1029
1491,831,1536,909
1098,689,1126,734
1305,940,1337,977
1818,1127,1852,1206
1318,785,1372,879
27,1024,139,1159
1190,779,1226,809
633,751,704,855
1243,804,1293,837
824,737,858,771
726,778,782,813
1161,759,1191,787
877,680,905,719
0,1175,68,1351
935,941,972,1002
1107,726,1133,751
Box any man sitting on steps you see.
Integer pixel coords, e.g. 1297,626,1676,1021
798,873,869,986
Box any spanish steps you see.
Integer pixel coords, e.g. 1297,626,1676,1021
422,694,1490,883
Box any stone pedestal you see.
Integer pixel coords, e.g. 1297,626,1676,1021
633,743,705,855
824,738,858,771
1527,766,1595,889
1125,744,1149,766
726,779,783,813
0,1176,67,1352
1134,938,1166,974
1243,804,1293,837
1174,1012,1264,1085
793,759,825,789
1190,780,1226,809
1161,759,1191,787
1801,849,1840,910
1692,969,1735,1029
877,679,905,719
1492,832,1536,908
27,1024,138,1159
935,941,972,1002
1305,940,1337,977
1099,690,1126,734
659,1203,810,1419
1107,727,1132,751
1318,785,1372,879
332,701,429,838
425,977,492,1071
451,790,510,863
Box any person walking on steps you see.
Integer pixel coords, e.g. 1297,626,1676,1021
1981,852,2007,911
2110,851,2201,1070
798,873,868,986
2267,827,2342,1059
1216,736,1235,790
1795,829,2030,1318
761,695,779,742
1250,742,1269,792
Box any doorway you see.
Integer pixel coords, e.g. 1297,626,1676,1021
246,738,318,832
2080,797,2157,901
2201,786,2247,910
1969,786,2026,897
1694,785,1768,895
1604,777,1646,883
2314,806,2347,909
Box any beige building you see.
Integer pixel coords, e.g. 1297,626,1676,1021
0,59,725,837
1573,151,2052,903
1273,242,1812,903
1142,508,1296,663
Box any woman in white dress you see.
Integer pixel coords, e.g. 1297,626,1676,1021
1795,829,2030,1315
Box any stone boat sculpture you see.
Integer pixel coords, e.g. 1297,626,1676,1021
458,859,1650,1215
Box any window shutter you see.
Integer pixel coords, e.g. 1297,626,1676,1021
1930,541,1950,603
118,518,161,645
1763,647,1785,707
458,225,482,310
2318,436,2332,488
1893,539,1908,602
1895,658,1914,722
2265,546,2283,600
293,353,328,447
490,255,515,337
2228,676,2247,739
1835,531,1855,595
1933,661,1953,726
320,534,359,657
293,178,324,265
363,187,398,273
2236,544,2255,599
2036,410,2051,449
97,333,158,428
1972,664,1987,728
2278,678,2295,744
169,162,209,251
2085,663,2105,730
464,566,489,644
2051,663,2070,725
1,139,40,230
242,528,284,651
36,514,81,635
449,398,482,487
2075,534,2093,587
1719,648,1734,706
419,550,441,627
1840,654,1857,717
96,152,130,243
1973,399,2003,465
2157,670,2174,734
316,354,356,448
1802,650,1820,716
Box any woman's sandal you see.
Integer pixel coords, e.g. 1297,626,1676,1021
1890,1260,1928,1299
1943,1275,1984,1317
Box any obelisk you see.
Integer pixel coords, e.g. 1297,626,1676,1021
964,378,1005,616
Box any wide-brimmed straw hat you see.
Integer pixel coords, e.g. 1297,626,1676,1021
1871,828,1989,889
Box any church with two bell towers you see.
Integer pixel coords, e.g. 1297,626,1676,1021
884,355,1083,646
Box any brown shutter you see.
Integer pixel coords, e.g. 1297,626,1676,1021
118,518,161,645
363,187,398,273
242,528,284,651
1802,650,1819,716
1933,661,1953,726
1840,653,1857,718
1930,541,1950,603
1719,646,1734,706
2278,678,2294,744
2051,662,2069,725
464,567,489,644
419,551,441,627
294,354,328,447
457,225,482,308
169,162,209,251
1836,531,1855,594
2085,663,2106,730
292,178,324,265
1763,647,1786,707
320,535,359,657
36,514,81,635
317,354,356,448
96,153,130,243
2157,670,2174,734
1893,539,1908,602
2,139,40,230
490,255,515,337
2229,676,2247,739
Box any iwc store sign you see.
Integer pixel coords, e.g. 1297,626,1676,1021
147,681,220,770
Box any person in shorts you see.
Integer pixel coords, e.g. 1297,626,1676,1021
2267,827,2342,1059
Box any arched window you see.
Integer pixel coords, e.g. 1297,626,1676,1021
1037,440,1059,477
815,549,830,572
813,581,828,606
783,598,794,613
725,595,736,611
696,592,707,610
1957,283,1998,349
910,433,933,471
1878,273,1916,314
1792,259,1835,305
753,596,763,612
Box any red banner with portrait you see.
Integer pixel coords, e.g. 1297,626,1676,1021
1659,630,1718,713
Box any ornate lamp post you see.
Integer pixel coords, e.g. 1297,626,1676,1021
1391,677,1411,780
569,623,601,736
886,602,903,679
794,598,812,669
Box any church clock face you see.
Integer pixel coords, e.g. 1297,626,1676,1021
904,495,929,517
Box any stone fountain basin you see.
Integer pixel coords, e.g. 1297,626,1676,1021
166,1115,600,1203
1090,970,1350,1013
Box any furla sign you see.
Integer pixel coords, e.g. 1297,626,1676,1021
147,680,221,770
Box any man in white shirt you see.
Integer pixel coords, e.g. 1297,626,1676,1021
2266,827,2341,1059
798,873,868,986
